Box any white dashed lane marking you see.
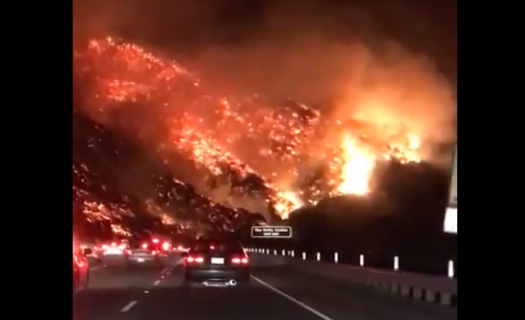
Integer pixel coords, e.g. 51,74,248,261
251,276,334,320
120,301,138,312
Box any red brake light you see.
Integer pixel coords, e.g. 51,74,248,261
185,256,204,264
231,256,249,264
151,250,157,255
152,238,159,244
162,242,170,251
118,244,126,250
142,243,148,249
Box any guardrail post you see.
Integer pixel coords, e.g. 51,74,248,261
302,252,306,260
394,256,399,271
291,250,294,258
334,252,338,263
359,254,364,266
448,260,455,278
273,249,277,255
266,248,269,254
316,252,320,261
282,249,285,256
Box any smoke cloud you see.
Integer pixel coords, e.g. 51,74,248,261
73,0,457,216
74,0,456,134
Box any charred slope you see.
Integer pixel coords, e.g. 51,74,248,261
288,160,454,257
73,110,261,239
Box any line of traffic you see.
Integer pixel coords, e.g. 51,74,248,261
74,239,456,320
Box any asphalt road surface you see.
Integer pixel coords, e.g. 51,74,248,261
74,257,457,320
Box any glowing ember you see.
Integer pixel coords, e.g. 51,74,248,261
73,36,424,225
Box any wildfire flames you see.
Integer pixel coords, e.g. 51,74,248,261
74,36,428,228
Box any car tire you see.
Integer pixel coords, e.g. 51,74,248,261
181,275,192,288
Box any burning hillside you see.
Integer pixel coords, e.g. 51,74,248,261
73,36,454,235
73,109,263,238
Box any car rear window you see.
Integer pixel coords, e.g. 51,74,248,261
190,240,244,255
128,240,154,249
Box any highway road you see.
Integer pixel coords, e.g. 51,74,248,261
74,257,457,320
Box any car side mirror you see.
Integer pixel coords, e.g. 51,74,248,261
83,248,93,255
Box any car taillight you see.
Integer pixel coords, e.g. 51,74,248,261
125,250,131,255
142,243,148,249
151,250,157,255
231,257,249,265
118,244,126,250
186,256,204,264
101,244,108,250
162,242,170,251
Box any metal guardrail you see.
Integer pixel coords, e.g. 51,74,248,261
248,248,457,307
247,247,457,278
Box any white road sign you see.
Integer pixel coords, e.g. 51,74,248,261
251,226,292,239
444,145,457,234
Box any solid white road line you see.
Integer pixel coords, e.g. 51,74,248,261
120,300,138,312
154,280,160,285
251,276,334,320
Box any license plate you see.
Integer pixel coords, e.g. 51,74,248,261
211,257,224,264
137,258,144,262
